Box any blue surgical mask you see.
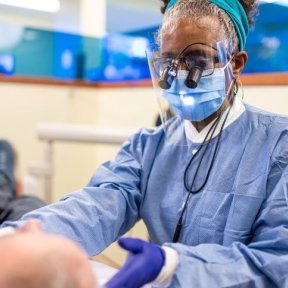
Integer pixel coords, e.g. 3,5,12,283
163,68,226,122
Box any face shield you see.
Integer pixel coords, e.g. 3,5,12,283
147,41,235,146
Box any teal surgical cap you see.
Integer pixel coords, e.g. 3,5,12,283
166,0,249,51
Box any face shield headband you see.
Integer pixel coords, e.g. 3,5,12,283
166,0,249,51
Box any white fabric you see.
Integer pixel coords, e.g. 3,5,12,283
90,260,118,287
90,260,152,288
152,246,179,287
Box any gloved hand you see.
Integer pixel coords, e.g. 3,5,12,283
105,237,165,288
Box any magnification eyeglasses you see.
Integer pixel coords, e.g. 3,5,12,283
150,42,223,90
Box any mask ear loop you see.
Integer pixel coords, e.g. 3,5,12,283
226,75,244,109
223,56,240,107
237,78,244,100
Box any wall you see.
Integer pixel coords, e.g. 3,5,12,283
0,82,157,264
0,82,287,265
0,83,89,197
243,85,288,115
0,83,158,198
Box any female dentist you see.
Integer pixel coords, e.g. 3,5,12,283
3,1,288,287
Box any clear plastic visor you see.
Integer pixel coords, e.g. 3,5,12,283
147,41,234,146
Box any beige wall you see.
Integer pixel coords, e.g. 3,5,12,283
243,86,288,115
0,82,287,264
0,82,158,264
0,83,284,200
0,83,158,199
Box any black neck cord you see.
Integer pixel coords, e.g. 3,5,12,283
183,115,221,193
172,103,233,243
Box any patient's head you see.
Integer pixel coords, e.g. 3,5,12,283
0,221,98,288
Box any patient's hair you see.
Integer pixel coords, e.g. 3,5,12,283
0,232,95,288
0,250,77,288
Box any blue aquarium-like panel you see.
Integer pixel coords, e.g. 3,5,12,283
0,2,287,82
0,26,103,81
86,34,150,82
244,2,288,74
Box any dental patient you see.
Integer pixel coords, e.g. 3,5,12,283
0,220,99,288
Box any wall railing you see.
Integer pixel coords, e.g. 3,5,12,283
28,123,136,202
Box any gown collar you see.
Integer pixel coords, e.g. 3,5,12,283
184,97,245,143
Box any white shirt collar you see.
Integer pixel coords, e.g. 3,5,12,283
184,97,245,143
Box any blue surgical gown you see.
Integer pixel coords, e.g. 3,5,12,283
3,104,288,287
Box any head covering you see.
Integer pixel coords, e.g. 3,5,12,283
166,0,178,10
165,0,249,51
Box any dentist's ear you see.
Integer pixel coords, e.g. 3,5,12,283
232,51,248,78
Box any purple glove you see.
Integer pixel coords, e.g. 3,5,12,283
106,237,165,288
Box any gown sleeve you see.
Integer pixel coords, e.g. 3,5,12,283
1,129,156,256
